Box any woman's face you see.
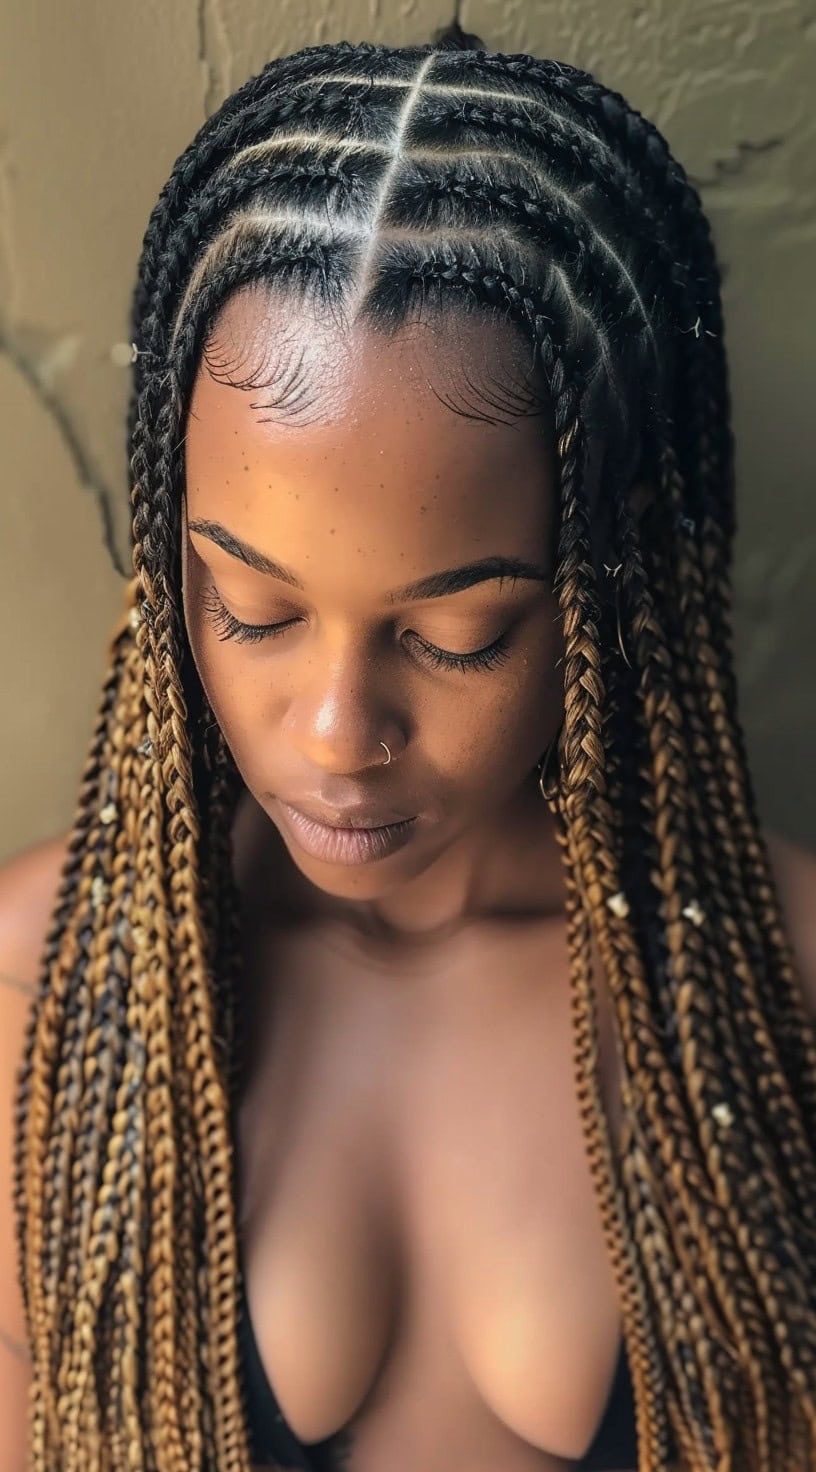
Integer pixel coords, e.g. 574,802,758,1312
181,287,566,918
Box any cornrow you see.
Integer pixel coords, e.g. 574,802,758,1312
15,31,816,1472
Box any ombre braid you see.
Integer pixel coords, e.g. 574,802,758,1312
14,29,816,1472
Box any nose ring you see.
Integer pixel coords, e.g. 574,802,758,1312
380,741,392,765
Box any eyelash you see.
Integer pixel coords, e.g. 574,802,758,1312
200,585,512,673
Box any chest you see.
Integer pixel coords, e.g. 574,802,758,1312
233,919,631,1469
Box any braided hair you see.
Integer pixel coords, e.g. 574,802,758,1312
14,25,816,1472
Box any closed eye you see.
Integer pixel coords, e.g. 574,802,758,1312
200,584,512,673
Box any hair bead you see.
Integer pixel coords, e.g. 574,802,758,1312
15,35,815,1472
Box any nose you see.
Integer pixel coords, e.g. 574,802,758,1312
282,639,405,774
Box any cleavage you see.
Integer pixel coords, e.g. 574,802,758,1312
234,919,627,1461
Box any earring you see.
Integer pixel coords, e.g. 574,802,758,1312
197,704,219,772
537,723,563,801
603,560,632,670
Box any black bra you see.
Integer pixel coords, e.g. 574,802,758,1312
235,1268,671,1470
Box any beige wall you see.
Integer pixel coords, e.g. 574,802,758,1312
1,0,814,863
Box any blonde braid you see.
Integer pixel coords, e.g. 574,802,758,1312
15,35,816,1472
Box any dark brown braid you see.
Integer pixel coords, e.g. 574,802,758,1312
14,28,816,1472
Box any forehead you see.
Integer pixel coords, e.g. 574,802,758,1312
184,288,557,583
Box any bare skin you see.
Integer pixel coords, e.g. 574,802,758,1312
2,830,815,1472
179,285,642,1472
181,286,568,945
1,299,816,1472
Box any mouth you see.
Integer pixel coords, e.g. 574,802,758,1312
276,801,418,866
279,799,417,831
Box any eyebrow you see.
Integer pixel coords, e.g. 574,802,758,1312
187,518,550,603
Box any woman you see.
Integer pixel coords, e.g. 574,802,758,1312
3,18,816,1472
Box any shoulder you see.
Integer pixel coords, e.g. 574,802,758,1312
0,833,71,997
764,827,816,1021
0,833,68,1454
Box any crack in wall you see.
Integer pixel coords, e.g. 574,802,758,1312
0,326,127,579
196,0,211,115
0,130,126,580
197,0,232,121
696,133,787,187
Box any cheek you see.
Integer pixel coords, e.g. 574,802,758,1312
180,556,253,737
518,608,565,721
186,639,272,792
437,613,565,786
180,556,216,700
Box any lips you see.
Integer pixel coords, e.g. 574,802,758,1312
280,800,415,831
276,802,418,866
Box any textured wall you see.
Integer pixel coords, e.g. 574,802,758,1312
0,0,814,861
